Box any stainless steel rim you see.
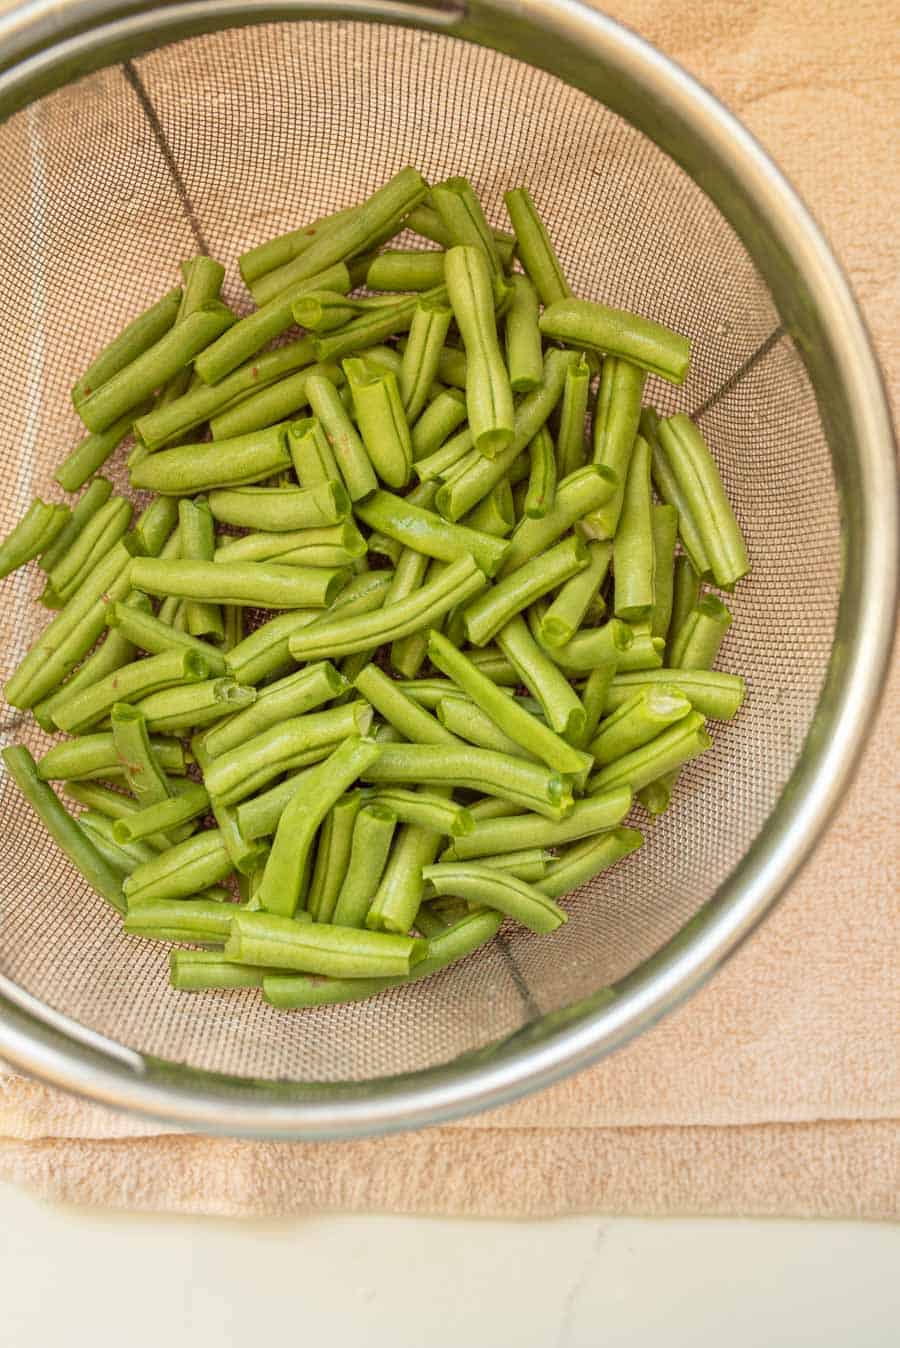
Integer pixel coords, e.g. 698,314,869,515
0,0,895,1139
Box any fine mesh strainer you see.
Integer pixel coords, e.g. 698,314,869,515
0,0,895,1138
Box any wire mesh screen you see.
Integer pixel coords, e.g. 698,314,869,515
0,21,840,1085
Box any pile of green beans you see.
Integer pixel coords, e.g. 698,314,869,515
0,169,750,1011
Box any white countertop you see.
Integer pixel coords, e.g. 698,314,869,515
2,1182,897,1346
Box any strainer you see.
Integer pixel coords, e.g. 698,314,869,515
0,0,895,1139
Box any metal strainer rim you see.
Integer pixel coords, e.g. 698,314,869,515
0,0,895,1139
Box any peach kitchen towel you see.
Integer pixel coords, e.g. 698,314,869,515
0,0,897,1217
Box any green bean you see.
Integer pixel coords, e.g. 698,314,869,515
667,555,701,656
330,804,398,928
588,710,711,795
214,524,364,572
227,909,423,976
134,678,256,734
292,290,394,332
204,702,373,807
129,557,346,610
503,187,572,306
441,788,631,861
444,245,514,457
208,480,348,533
169,948,278,991
176,497,223,641
413,903,460,939
123,828,233,904
393,678,476,710
78,810,161,876
112,784,210,845
648,504,679,641
407,203,516,266
477,849,553,882
533,615,647,676
304,371,377,501
504,273,543,393
366,787,473,837
496,613,586,743
76,301,235,433
462,480,515,539
523,425,556,518
497,462,616,577
437,695,535,760
64,781,144,822
636,776,675,815
465,648,521,684
414,427,475,483
354,663,459,746
255,736,382,918
53,646,210,735
399,299,453,424
343,358,412,489
105,603,228,674
110,702,175,819
312,287,448,364
239,204,358,287
642,407,712,579
612,435,655,622
366,250,444,292
466,796,527,822
537,826,643,899
158,257,226,406
579,649,624,749
539,297,691,385
423,862,565,934
37,732,185,783
305,792,362,922
210,798,269,875
355,489,509,578
135,338,316,450
463,533,588,646
287,415,341,487
602,668,746,720
41,497,132,608
130,424,292,495
432,178,505,289
409,387,468,461
124,896,244,944
364,796,450,935
40,479,113,573
287,554,486,661
191,264,345,386
583,356,646,539
556,353,590,478
361,741,572,819
589,685,693,765
539,540,611,648
668,592,733,669
0,499,70,580
262,908,503,1006
656,414,750,589
72,287,183,406
200,661,344,759
209,361,343,440
57,401,155,491
2,746,125,911
231,768,314,843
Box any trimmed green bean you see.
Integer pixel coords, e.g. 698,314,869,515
636,775,675,816
123,828,233,904
111,702,175,819
227,910,423,976
667,555,701,656
77,302,235,433
477,849,553,882
78,810,161,876
524,425,557,518
579,655,624,749
504,273,543,393
584,356,646,539
135,338,316,449
444,245,514,457
293,290,394,332
589,685,692,765
64,781,147,825
105,603,228,674
423,862,565,933
232,768,315,842
57,401,154,491
588,710,711,794
437,695,535,760
201,661,344,759
130,424,292,495
441,787,631,861
414,427,475,483
209,360,343,440
287,554,486,661
112,783,210,844
355,489,508,577
399,299,454,424
0,500,71,580
239,204,357,287
41,497,132,608
158,257,226,406
656,414,749,589
649,504,679,641
432,178,505,293
305,371,377,501
497,462,616,577
354,663,459,746
256,736,382,917
669,592,733,670
344,358,412,489
2,746,125,911
394,678,479,710
37,732,185,783
504,187,571,306
534,615,648,676
169,948,278,991
305,792,362,922
361,741,572,819
364,794,450,935
124,896,245,944
410,387,468,461
556,353,590,478
407,203,516,265
208,480,348,533
537,826,644,899
134,495,181,559
539,297,691,384
642,406,712,579
134,678,256,734
463,533,588,646
204,701,373,807
312,287,448,364
602,668,746,720
540,540,611,647
466,797,526,822
496,613,586,743
462,480,515,539
367,787,473,837
214,522,365,570
129,557,346,610
434,344,468,390
367,250,445,291
40,479,113,573
72,286,182,406
53,646,211,735
331,804,398,928
178,497,224,641
465,648,521,684
287,415,341,486
210,798,269,875
613,434,655,622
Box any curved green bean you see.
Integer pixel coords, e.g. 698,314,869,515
105,602,227,674
71,286,182,407
112,783,210,845
354,663,459,746
523,425,557,518
534,616,644,676
477,849,553,882
77,810,161,876
462,479,515,539
441,787,631,861
463,533,588,646
496,613,586,743
497,463,616,577
423,862,566,933
111,702,175,816
537,826,643,899
602,668,746,720
208,480,348,532
367,787,473,837
239,204,357,287
129,557,347,610
539,297,691,385
53,646,211,735
123,828,233,904
588,710,711,794
37,732,185,783
444,245,514,457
